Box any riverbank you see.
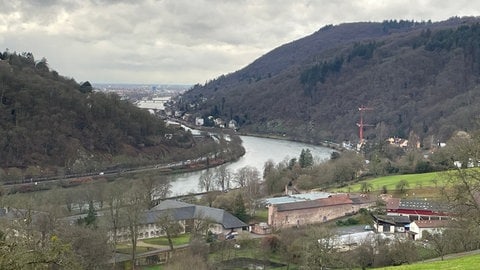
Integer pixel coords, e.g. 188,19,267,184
4,132,246,194
237,131,345,151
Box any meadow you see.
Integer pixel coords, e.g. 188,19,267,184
333,171,446,195
380,252,480,270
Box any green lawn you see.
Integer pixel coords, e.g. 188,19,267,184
379,252,480,270
252,209,268,222
142,233,191,246
333,172,445,194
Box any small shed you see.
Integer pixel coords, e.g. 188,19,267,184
372,214,411,233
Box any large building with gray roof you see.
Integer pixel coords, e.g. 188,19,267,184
117,200,247,241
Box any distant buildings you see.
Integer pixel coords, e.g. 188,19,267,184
385,137,420,148
135,97,171,114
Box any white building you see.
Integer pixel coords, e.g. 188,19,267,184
195,117,204,126
409,220,449,240
135,97,171,111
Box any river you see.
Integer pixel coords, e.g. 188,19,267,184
168,136,334,196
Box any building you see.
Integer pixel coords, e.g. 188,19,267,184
371,197,452,236
114,200,247,242
372,214,411,233
135,97,171,113
385,198,450,221
228,119,238,130
195,117,204,126
266,192,374,229
409,219,450,240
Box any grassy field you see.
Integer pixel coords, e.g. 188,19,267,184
332,171,446,195
142,233,191,246
380,252,480,270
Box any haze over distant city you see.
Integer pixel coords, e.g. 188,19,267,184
1,0,480,84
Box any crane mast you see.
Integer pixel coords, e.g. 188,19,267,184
356,105,373,147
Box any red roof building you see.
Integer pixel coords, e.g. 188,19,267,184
385,198,450,220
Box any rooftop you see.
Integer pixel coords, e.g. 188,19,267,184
264,192,335,205
149,200,247,229
275,194,353,212
413,219,450,228
386,198,450,213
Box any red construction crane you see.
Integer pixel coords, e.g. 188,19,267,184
356,105,374,144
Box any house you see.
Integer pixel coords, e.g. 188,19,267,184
386,137,420,148
409,220,450,240
385,198,450,221
266,192,375,229
195,117,204,126
114,200,247,241
372,214,411,233
214,118,225,128
228,119,238,130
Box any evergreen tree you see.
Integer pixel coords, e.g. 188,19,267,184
233,193,248,222
79,201,97,227
299,148,313,168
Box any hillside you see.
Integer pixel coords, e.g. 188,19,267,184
178,17,480,145
0,51,195,175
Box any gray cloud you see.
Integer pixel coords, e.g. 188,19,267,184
1,0,480,84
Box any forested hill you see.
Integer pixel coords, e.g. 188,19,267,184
0,51,193,172
178,17,480,145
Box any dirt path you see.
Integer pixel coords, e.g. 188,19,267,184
136,240,168,249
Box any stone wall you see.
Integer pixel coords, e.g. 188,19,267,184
269,203,365,229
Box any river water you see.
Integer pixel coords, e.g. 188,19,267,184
168,136,334,196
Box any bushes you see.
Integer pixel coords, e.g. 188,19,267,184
336,217,360,226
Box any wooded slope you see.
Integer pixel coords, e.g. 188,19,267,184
179,17,480,145
0,51,192,172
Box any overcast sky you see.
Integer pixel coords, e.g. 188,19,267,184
1,0,479,85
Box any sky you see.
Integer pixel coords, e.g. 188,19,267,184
1,0,480,85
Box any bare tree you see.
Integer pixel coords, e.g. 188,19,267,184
352,238,375,270
191,214,213,239
156,210,183,251
0,193,81,269
214,165,232,192
301,226,339,269
242,167,262,216
165,254,209,270
122,184,149,269
440,131,480,225
235,166,259,188
198,169,215,192
423,230,450,260
58,224,110,269
140,176,172,207
388,238,419,265
103,182,127,268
